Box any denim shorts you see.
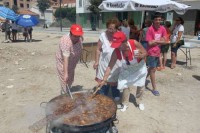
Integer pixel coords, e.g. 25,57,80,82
171,43,181,54
161,44,169,53
147,56,159,68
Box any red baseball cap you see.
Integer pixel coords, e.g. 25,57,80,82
70,24,83,36
111,31,126,48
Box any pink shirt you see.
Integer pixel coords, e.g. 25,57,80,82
146,25,167,57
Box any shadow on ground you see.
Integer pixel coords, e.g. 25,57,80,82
192,75,200,81
129,94,138,107
166,59,186,67
70,85,84,92
11,39,42,43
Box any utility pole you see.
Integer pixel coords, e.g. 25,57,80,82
60,0,62,32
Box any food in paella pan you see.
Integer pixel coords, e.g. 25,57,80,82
47,93,116,126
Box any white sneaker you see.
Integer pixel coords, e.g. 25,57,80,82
139,103,145,111
112,125,118,133
120,105,128,112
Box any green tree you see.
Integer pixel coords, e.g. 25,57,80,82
87,0,103,30
54,7,76,22
37,0,51,23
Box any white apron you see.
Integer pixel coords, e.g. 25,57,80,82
96,32,121,82
117,42,147,90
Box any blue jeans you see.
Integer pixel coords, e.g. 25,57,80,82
147,56,159,68
98,84,120,98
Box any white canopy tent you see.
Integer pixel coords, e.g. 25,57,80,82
98,0,190,15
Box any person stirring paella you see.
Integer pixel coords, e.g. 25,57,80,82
98,31,147,111
56,24,83,93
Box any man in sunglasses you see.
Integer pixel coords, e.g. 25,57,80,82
98,31,147,111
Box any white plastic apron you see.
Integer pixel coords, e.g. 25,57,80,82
117,42,147,90
96,32,121,82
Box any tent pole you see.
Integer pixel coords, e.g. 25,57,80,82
60,0,62,32
141,11,145,29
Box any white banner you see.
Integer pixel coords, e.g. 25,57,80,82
99,0,190,15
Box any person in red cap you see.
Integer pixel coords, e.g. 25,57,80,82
98,31,147,111
55,24,83,93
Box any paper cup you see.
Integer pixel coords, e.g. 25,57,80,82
134,50,139,56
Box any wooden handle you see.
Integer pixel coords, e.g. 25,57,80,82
92,86,101,96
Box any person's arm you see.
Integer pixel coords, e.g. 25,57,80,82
139,29,144,42
146,28,157,46
61,39,71,85
155,37,167,45
173,31,183,47
134,40,147,59
63,55,69,84
93,39,102,69
148,29,167,46
99,50,118,86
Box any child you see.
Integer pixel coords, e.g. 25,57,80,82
146,13,167,96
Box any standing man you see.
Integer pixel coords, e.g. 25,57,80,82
28,27,33,42
4,20,11,41
56,24,83,93
11,21,18,42
146,13,167,96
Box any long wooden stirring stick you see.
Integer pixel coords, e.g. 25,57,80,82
92,86,101,98
66,84,73,99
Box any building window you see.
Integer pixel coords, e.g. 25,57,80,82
4,2,9,7
27,4,29,8
27,0,30,1
14,0,17,5
79,0,82,7
20,3,24,7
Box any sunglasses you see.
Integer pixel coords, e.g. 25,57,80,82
125,57,130,65
176,20,180,21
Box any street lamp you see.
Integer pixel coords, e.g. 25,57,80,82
60,0,62,32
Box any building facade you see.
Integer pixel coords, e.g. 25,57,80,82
29,0,76,26
50,0,75,8
76,0,142,29
1,0,36,9
0,0,3,6
76,0,200,34
173,0,200,35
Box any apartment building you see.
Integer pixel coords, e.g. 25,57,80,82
50,0,75,9
0,0,3,6
1,0,36,9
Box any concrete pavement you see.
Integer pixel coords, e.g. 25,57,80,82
33,26,200,47
33,26,106,37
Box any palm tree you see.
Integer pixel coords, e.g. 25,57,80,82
87,0,102,31
37,0,51,28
